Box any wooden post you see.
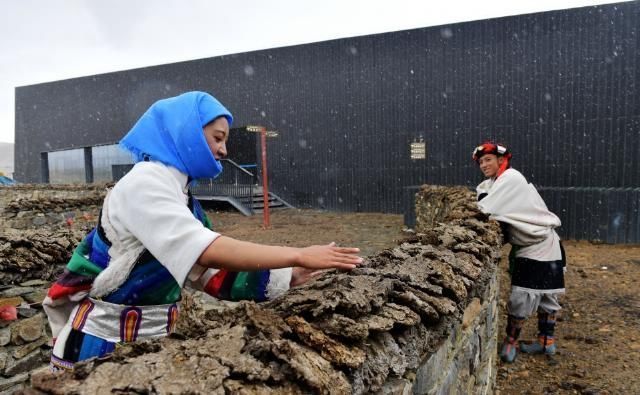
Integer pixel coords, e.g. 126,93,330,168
260,127,270,229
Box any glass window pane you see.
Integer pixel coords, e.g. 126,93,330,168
48,148,85,184
92,144,134,182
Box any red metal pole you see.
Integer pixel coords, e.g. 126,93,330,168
260,127,270,229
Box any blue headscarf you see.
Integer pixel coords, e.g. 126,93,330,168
120,91,233,179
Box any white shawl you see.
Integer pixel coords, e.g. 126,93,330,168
477,168,561,247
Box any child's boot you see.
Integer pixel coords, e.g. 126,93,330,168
520,311,557,355
499,315,525,363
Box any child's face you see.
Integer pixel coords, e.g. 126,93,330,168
478,154,504,178
203,117,230,160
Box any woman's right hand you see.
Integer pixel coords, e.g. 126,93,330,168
296,242,363,270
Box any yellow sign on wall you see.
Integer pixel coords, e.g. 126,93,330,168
410,141,426,160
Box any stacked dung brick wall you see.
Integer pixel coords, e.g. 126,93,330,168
411,185,502,394
0,285,51,394
0,184,108,230
0,184,100,284
0,184,105,392
27,185,502,394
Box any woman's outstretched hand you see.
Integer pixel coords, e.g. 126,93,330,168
198,237,362,273
295,242,363,271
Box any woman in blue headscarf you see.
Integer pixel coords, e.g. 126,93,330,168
43,91,363,371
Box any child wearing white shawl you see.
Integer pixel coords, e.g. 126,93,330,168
473,142,565,363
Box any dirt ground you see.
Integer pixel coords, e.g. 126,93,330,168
207,207,406,257
495,240,640,395
208,207,640,395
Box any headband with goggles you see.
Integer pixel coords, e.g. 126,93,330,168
472,142,510,162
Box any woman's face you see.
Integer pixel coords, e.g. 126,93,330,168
203,117,229,160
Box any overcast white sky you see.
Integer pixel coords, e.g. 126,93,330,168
0,0,625,144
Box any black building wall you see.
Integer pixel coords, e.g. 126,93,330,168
15,2,640,243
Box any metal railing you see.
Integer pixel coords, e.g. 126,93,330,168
189,159,257,208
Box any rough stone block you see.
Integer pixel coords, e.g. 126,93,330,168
18,280,49,287
0,383,26,394
0,287,36,298
32,217,47,226
22,290,48,305
17,307,39,318
0,327,10,346
413,331,453,394
0,373,29,392
10,314,44,345
462,298,481,329
380,378,413,395
13,336,47,359
0,296,24,308
4,349,44,376
0,349,9,373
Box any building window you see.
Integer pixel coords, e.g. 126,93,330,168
92,144,133,182
48,148,85,184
